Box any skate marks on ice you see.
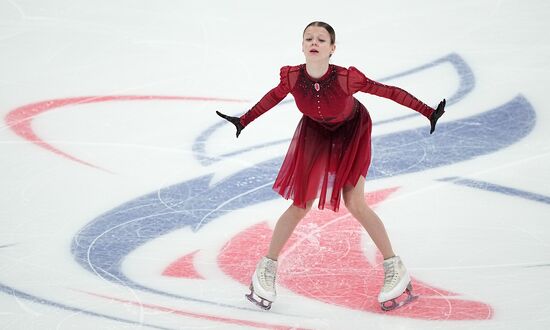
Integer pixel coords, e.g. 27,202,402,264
78,290,311,330
217,188,493,320
0,281,312,330
0,283,173,330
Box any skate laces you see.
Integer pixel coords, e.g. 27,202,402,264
383,259,400,290
259,258,277,291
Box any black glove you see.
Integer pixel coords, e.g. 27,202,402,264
216,110,244,138
430,99,446,134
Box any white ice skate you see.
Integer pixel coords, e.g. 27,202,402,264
378,256,418,311
246,256,277,310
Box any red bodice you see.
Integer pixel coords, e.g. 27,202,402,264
240,64,434,128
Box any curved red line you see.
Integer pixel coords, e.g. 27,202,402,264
4,95,247,171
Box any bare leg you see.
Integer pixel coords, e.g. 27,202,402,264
266,201,314,260
343,176,395,259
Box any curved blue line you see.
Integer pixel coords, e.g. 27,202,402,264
70,170,302,317
218,138,290,159
191,121,227,166
367,95,535,179
380,53,474,106
195,53,475,166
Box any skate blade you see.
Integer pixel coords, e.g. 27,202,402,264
245,285,272,311
380,284,418,312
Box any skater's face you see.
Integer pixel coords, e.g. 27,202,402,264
302,26,336,61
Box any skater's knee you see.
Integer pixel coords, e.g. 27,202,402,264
289,200,313,218
343,195,365,216
289,206,308,219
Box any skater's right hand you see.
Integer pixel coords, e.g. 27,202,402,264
216,110,244,138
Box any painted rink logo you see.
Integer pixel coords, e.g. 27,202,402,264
2,53,541,328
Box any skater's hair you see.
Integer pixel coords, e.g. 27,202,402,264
303,21,336,45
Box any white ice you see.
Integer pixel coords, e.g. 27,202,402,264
1,0,549,329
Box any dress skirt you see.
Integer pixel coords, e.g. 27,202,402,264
273,100,372,212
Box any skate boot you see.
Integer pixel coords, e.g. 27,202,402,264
378,256,417,311
246,256,277,310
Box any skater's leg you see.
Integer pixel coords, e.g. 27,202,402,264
247,200,314,309
267,200,314,260
343,177,417,310
342,176,395,260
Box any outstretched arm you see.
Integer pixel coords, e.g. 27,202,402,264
239,83,290,127
366,80,446,134
359,78,434,118
216,66,291,138
348,66,445,133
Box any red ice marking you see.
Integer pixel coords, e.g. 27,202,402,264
81,290,311,330
5,95,247,171
162,250,205,279
218,188,494,320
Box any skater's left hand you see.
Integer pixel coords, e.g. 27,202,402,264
430,99,446,134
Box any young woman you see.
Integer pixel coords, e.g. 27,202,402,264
216,21,445,311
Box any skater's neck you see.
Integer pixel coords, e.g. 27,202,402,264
305,61,330,79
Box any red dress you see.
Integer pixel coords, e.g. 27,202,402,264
240,64,434,211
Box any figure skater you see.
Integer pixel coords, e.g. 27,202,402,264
216,21,445,311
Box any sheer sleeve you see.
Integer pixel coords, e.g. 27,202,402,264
239,66,291,127
348,66,434,119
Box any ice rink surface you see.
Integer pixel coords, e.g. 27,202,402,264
1,0,549,329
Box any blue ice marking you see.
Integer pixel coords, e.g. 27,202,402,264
379,53,474,106
368,95,535,179
71,164,285,312
440,177,550,205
